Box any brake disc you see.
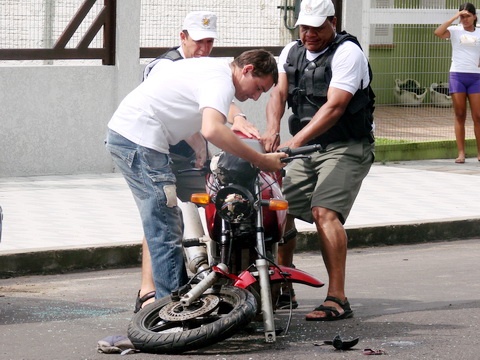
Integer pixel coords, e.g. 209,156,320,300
158,294,220,321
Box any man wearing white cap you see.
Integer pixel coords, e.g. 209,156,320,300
144,11,219,78
262,0,375,321
116,11,268,312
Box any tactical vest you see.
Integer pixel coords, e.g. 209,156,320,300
143,47,183,79
284,31,375,147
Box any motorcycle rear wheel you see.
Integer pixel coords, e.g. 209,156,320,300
127,285,257,354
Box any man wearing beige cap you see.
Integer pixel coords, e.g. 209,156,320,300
133,11,260,312
262,0,375,321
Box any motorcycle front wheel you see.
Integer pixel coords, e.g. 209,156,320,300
127,285,257,354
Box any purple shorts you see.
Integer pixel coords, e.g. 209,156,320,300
449,72,480,94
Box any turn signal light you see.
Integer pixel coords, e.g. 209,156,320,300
268,199,288,211
190,193,211,206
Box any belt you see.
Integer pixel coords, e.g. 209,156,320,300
312,131,375,149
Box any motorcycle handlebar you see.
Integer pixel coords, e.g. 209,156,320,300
277,144,323,163
178,144,324,172
177,160,211,175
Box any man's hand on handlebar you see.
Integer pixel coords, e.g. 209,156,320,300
256,152,288,172
276,144,323,163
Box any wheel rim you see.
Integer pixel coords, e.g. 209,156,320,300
141,291,240,334
158,294,220,321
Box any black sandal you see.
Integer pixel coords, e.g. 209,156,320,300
276,288,298,310
134,290,156,313
305,296,353,321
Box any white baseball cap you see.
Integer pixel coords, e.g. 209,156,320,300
295,0,335,28
182,11,218,41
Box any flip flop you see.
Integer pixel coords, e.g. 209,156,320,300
134,290,156,313
455,157,465,164
306,296,353,321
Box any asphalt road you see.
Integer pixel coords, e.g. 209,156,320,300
1,239,480,360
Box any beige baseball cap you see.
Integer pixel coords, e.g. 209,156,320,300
295,0,335,27
182,11,218,41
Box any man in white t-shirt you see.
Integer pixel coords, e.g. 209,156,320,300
106,49,286,299
261,0,375,321
134,11,261,312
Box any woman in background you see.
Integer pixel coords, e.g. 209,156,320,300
434,3,480,163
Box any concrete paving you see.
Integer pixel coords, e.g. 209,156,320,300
1,158,480,276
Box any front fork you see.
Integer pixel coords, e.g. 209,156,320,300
256,258,276,342
254,181,276,343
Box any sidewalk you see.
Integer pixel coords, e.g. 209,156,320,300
1,158,480,276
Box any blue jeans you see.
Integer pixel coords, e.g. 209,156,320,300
105,129,188,298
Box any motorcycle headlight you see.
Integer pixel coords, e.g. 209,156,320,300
215,185,254,223
210,151,257,188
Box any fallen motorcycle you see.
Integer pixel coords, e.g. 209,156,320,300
127,136,324,354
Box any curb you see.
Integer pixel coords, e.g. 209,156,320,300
1,219,479,278
374,139,478,162
296,218,480,251
0,244,142,278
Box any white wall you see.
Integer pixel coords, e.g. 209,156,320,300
0,0,142,177
0,66,116,176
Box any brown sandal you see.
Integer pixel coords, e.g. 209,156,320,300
305,296,353,321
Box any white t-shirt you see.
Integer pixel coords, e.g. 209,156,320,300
448,25,480,73
278,39,370,94
108,57,234,153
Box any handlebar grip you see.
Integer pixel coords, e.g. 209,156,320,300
277,144,323,157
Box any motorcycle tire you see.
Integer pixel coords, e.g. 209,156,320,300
127,285,257,354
